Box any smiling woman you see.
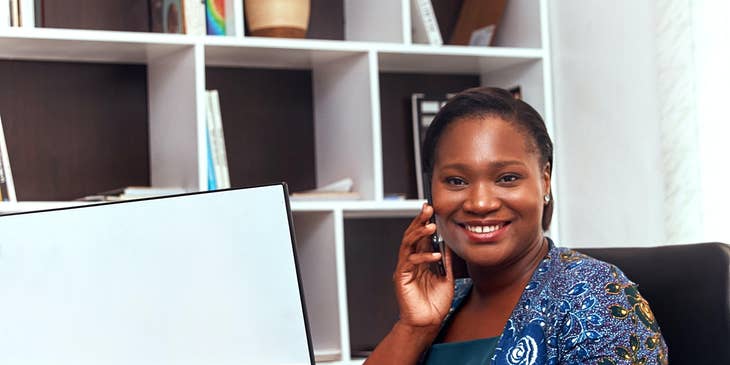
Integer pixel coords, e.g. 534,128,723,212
363,87,668,365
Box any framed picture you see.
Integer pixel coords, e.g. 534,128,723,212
0,114,17,202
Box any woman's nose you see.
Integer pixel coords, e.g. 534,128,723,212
462,184,500,214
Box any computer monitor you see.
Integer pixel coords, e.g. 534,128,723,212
0,184,314,365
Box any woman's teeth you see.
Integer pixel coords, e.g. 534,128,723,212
465,224,503,233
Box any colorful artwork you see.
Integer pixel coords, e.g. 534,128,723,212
206,0,226,35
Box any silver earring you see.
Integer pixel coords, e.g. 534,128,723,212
544,194,551,204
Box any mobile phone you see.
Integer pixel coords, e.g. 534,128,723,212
423,173,446,276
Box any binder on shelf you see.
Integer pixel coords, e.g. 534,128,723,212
412,93,450,200
205,89,230,189
411,0,443,46
0,114,17,202
182,0,206,35
449,0,507,46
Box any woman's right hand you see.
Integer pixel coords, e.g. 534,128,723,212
393,203,454,329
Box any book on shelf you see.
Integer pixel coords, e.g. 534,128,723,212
9,0,19,26
149,0,185,33
182,0,205,35
411,0,443,46
78,186,186,202
289,177,361,201
205,114,217,190
412,93,451,200
205,0,225,35
206,89,230,190
18,0,32,26
0,114,17,202
449,0,507,46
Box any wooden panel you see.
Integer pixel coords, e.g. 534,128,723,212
0,60,150,201
378,73,480,199
205,67,316,192
345,217,409,355
38,0,150,32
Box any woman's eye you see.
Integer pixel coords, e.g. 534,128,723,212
445,177,467,186
498,174,520,184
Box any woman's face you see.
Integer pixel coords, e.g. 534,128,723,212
431,116,550,269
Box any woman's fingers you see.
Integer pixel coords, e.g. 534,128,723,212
400,204,435,254
408,252,442,265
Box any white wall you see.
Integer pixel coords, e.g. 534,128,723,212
549,1,666,247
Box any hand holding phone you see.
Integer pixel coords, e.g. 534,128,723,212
423,173,446,276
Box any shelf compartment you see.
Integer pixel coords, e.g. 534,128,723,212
344,217,412,357
205,66,317,193
0,59,151,201
292,211,343,362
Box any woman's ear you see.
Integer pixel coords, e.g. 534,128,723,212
542,162,552,197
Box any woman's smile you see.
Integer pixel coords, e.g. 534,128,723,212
456,220,512,243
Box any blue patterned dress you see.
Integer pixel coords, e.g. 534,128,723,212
423,239,668,365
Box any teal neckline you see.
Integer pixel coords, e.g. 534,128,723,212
431,335,500,347
425,336,500,365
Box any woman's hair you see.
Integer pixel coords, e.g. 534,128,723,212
422,86,554,231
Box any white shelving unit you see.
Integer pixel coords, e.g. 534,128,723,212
0,1,555,363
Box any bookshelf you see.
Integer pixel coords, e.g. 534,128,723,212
0,0,555,363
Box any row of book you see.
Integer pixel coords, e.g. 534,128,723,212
411,0,507,47
0,0,231,35
150,0,231,36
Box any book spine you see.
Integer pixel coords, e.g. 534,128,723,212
411,93,425,199
18,0,33,27
209,90,230,189
205,90,218,190
225,0,235,36
412,0,442,45
9,0,19,26
0,115,17,201
0,148,7,201
183,0,206,35
206,127,217,190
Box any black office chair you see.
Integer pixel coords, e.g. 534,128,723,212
577,242,730,365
